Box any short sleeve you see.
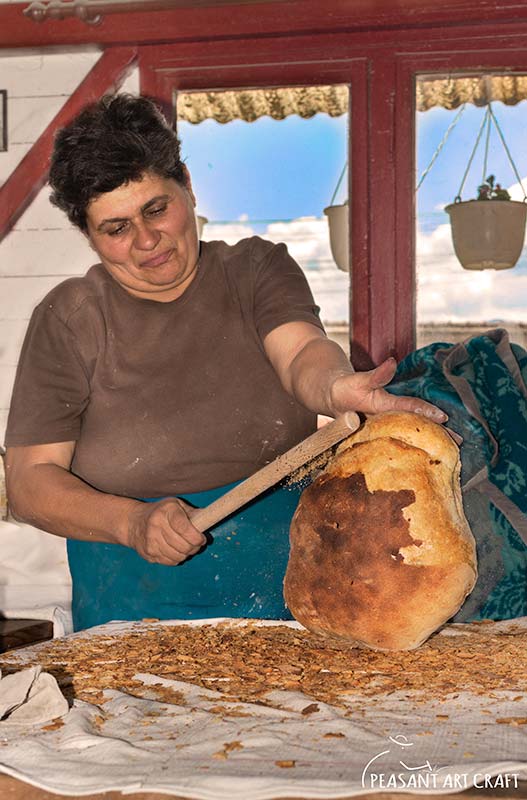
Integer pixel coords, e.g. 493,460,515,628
250,239,325,340
5,303,90,447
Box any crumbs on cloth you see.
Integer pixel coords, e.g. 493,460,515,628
0,619,524,798
1,617,526,707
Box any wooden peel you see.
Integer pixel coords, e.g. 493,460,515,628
190,411,361,533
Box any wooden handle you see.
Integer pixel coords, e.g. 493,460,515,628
190,411,361,533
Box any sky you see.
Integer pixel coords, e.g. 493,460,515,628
416,102,527,217
416,102,527,324
178,100,527,326
179,113,348,225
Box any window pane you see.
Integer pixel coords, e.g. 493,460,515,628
416,74,527,349
177,86,350,350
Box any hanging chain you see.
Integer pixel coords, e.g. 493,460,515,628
488,104,527,201
329,161,348,206
415,104,466,192
354,95,526,202
482,106,492,185
455,106,491,201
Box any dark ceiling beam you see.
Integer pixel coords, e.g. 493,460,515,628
4,0,527,49
22,0,287,24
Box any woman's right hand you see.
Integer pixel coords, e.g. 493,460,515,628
127,498,207,565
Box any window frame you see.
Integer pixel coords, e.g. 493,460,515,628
140,29,527,366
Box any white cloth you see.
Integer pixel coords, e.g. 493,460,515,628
0,519,73,636
0,619,525,798
0,666,68,726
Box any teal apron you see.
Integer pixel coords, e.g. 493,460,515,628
67,480,303,631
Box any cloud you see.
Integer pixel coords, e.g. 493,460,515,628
507,177,527,201
202,216,349,323
202,214,527,324
416,221,527,322
202,221,256,243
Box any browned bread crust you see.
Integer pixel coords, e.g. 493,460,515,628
284,411,477,651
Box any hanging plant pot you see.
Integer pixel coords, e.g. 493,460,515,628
196,214,208,238
445,199,527,271
323,202,349,272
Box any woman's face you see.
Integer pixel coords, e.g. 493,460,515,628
85,170,200,302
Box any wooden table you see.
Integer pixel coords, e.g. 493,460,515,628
0,618,53,653
1,621,525,800
0,776,526,799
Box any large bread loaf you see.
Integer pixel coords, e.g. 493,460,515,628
284,411,477,650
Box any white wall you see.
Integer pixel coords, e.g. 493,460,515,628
0,50,139,628
2,50,95,440
1,51,139,441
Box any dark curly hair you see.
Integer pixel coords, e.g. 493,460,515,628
49,94,186,231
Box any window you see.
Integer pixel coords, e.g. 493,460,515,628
177,85,350,349
416,73,527,349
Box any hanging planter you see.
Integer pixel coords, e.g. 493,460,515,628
445,194,527,271
324,161,349,272
324,201,349,272
443,104,527,271
196,214,208,238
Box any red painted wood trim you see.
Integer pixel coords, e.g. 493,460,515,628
393,57,417,362
6,0,527,49
139,60,175,122
397,49,527,74
137,25,527,76
349,61,373,371
366,56,398,367
150,62,366,95
0,47,137,243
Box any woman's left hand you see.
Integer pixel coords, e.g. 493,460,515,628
328,357,447,422
265,322,447,423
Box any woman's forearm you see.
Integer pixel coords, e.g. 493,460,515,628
6,459,139,546
5,451,206,565
283,330,447,423
287,337,355,416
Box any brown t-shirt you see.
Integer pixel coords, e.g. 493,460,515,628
6,237,324,496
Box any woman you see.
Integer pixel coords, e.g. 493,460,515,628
4,94,446,631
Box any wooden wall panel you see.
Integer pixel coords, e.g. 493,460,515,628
0,320,32,370
0,47,137,242
0,367,17,415
0,53,138,446
0,52,100,183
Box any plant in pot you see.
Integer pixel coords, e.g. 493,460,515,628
445,175,527,271
442,101,527,271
